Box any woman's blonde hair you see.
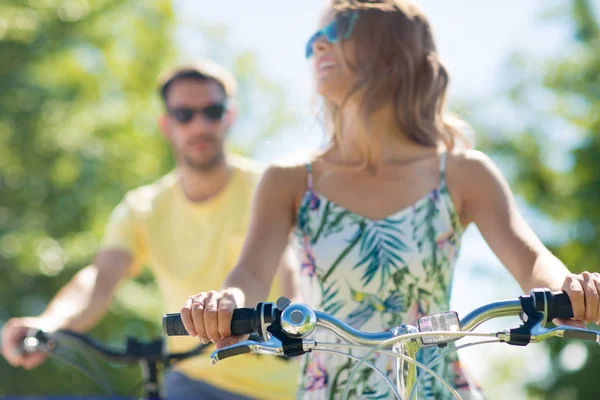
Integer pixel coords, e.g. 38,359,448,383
322,0,471,168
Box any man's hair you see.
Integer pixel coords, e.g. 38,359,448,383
158,60,238,105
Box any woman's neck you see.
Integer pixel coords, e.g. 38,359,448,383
336,102,429,167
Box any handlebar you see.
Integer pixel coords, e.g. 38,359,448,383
162,289,596,400
163,290,574,337
19,329,211,400
21,329,209,364
163,289,596,362
460,289,574,331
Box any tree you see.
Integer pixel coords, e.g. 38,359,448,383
0,0,297,396
475,1,600,398
0,0,176,395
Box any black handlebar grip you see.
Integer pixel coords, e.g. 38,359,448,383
547,291,575,321
163,313,189,336
230,308,260,336
163,308,260,337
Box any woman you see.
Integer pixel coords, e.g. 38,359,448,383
180,1,600,398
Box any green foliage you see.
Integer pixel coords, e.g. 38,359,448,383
477,0,600,397
0,0,176,395
0,0,296,396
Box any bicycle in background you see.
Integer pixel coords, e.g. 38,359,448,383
19,329,209,400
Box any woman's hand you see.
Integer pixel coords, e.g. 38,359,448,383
178,165,303,350
557,272,600,327
180,290,246,349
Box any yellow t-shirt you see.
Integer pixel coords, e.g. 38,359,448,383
102,155,298,399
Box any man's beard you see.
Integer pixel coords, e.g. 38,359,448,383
182,149,226,172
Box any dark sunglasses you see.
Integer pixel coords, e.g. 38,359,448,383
305,12,358,59
168,104,227,123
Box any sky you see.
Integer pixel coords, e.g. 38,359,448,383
172,1,592,397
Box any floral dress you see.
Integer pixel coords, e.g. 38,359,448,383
292,153,482,399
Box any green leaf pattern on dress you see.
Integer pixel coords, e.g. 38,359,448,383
293,156,479,399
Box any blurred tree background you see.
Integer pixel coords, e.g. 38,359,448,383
477,0,600,398
0,0,296,396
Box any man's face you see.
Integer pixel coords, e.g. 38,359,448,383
160,79,233,171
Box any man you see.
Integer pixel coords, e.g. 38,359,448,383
1,61,300,399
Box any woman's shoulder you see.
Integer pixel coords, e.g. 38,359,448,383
444,149,505,214
446,149,499,178
256,154,316,203
254,158,314,214
445,147,509,194
262,162,310,184
445,148,498,177
262,148,318,184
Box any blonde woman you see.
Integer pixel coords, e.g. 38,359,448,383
180,1,600,398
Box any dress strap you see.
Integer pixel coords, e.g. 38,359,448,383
306,163,314,191
439,152,448,186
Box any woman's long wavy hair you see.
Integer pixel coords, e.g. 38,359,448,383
322,0,471,169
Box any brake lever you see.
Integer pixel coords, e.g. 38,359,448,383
499,322,600,345
530,324,600,344
210,336,284,364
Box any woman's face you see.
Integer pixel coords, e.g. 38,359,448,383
308,11,358,105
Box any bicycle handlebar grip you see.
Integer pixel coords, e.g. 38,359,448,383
230,308,260,336
162,308,260,337
163,313,189,336
547,291,575,320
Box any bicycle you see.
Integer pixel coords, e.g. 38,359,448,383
18,329,209,399
163,288,600,399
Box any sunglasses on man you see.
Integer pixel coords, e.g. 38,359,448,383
167,104,227,124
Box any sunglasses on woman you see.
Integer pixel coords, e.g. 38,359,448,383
305,12,359,59
168,104,227,124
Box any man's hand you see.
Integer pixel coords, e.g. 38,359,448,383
1,317,50,370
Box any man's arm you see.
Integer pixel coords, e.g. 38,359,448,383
40,249,134,332
1,248,133,369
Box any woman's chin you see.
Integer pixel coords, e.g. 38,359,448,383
316,83,345,105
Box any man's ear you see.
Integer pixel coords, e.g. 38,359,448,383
224,101,238,129
158,114,170,140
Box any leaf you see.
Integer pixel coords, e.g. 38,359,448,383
355,219,409,287
320,281,345,316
